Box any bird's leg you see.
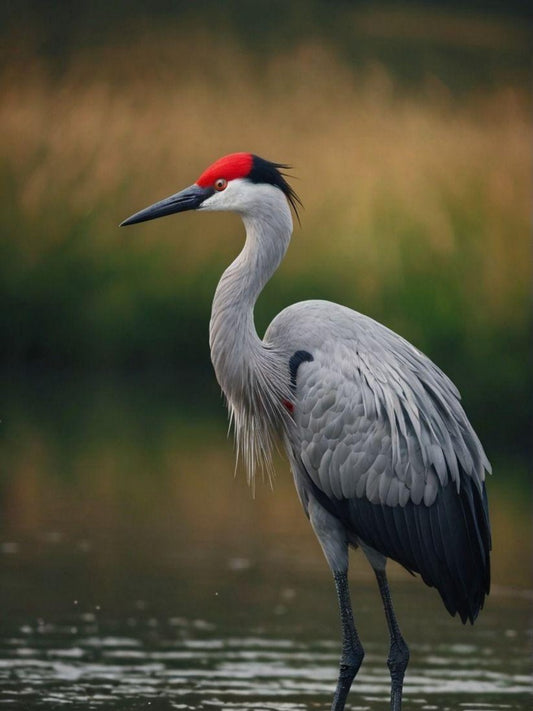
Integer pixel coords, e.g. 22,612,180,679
374,568,409,711
331,570,365,711
306,499,363,710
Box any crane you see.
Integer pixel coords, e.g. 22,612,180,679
121,152,491,711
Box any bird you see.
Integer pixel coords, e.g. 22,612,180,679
121,152,491,711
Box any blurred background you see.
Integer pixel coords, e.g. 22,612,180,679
0,2,531,709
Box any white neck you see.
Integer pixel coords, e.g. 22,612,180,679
208,187,293,482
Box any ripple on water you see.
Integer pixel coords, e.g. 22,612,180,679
0,622,531,710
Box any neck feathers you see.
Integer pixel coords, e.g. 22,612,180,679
209,190,293,486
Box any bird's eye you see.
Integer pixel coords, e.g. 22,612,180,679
214,178,227,192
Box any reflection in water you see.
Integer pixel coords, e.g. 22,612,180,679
0,374,531,710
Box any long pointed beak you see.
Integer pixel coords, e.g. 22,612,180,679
120,184,212,226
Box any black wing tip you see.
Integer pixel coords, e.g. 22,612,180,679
426,475,491,625
444,586,489,625
443,594,488,625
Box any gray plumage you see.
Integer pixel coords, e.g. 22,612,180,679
267,300,491,622
121,153,492,711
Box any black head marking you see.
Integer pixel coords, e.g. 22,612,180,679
249,155,302,220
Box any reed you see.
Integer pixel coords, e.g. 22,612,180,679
0,32,529,455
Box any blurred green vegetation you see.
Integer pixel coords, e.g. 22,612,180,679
0,3,530,468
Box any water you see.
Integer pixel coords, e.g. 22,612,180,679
0,373,531,710
1,584,531,710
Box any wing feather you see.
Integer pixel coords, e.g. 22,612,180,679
271,301,491,622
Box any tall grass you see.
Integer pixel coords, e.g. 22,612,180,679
0,32,530,457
